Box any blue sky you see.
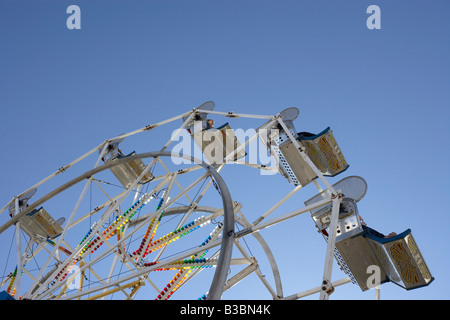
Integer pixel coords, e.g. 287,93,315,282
0,0,449,300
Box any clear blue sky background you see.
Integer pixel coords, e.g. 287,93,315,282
0,0,449,300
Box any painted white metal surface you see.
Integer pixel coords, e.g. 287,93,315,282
0,102,391,300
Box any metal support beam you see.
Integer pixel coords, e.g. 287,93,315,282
284,277,351,300
319,194,343,300
14,198,22,298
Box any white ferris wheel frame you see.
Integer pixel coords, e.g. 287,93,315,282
0,105,359,300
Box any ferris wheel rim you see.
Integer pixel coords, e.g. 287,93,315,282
1,151,235,300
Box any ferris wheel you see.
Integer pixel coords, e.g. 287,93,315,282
0,101,433,300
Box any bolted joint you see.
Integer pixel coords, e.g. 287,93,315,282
321,279,335,295
331,192,344,200
143,124,155,131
